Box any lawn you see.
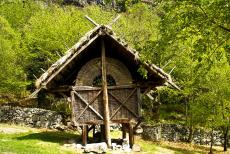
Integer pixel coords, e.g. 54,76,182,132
0,123,227,154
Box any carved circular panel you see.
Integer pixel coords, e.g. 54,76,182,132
75,58,132,86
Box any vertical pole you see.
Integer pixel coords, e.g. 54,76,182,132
93,125,96,139
82,125,88,146
129,123,134,148
100,124,105,141
137,87,141,116
122,123,127,139
101,38,111,148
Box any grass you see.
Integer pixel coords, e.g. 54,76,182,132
0,124,79,154
0,123,228,154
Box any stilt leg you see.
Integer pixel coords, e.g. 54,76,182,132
122,123,127,139
100,124,105,142
82,125,88,146
129,123,134,148
93,125,96,139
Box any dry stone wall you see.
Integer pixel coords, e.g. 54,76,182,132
0,106,65,129
142,124,227,146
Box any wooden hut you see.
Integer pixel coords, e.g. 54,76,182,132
35,24,178,147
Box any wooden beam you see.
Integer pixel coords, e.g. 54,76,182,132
82,125,88,146
129,123,134,148
122,123,127,139
72,84,136,91
88,125,95,132
101,39,111,148
108,15,121,27
75,90,102,121
74,90,102,121
133,118,142,134
85,15,99,27
71,91,78,126
109,90,139,119
73,86,101,91
100,125,105,141
73,91,104,120
137,87,141,116
40,68,46,73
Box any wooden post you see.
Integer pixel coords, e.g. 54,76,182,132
129,123,134,148
82,125,88,146
137,87,141,116
100,124,105,141
101,38,111,148
92,125,96,139
122,123,127,139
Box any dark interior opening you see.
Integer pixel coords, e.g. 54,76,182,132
93,74,116,86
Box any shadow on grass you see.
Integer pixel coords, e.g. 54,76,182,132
162,144,219,154
16,131,81,144
164,146,205,154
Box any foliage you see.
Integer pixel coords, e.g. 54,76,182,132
141,0,230,150
0,0,41,30
0,16,28,95
114,3,160,50
0,0,229,150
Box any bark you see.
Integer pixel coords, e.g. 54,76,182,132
209,128,214,154
223,126,229,151
111,0,116,8
187,125,194,143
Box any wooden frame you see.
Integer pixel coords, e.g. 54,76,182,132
109,88,139,120
72,90,103,121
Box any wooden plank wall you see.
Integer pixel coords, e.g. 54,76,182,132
71,86,140,124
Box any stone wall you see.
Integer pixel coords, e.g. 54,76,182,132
142,124,228,146
0,106,65,130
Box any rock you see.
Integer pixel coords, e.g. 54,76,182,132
132,144,141,152
74,144,83,150
111,143,117,150
67,139,76,144
0,106,65,130
135,126,143,134
84,142,107,153
142,124,224,146
123,147,131,152
116,145,122,149
63,144,72,147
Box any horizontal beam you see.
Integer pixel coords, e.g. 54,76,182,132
73,119,138,125
72,84,137,91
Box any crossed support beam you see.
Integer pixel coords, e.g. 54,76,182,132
73,90,103,121
109,89,139,120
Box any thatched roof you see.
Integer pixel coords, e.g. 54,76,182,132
35,25,179,91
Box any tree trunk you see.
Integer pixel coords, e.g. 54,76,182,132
223,126,229,151
151,101,161,122
111,0,116,8
187,125,194,143
209,128,214,154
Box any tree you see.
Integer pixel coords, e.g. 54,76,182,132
143,0,230,151
0,16,28,98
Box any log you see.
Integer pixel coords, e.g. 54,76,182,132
101,39,111,148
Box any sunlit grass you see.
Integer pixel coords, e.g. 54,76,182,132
0,124,228,154
0,124,79,154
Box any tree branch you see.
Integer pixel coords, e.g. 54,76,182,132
198,5,230,33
